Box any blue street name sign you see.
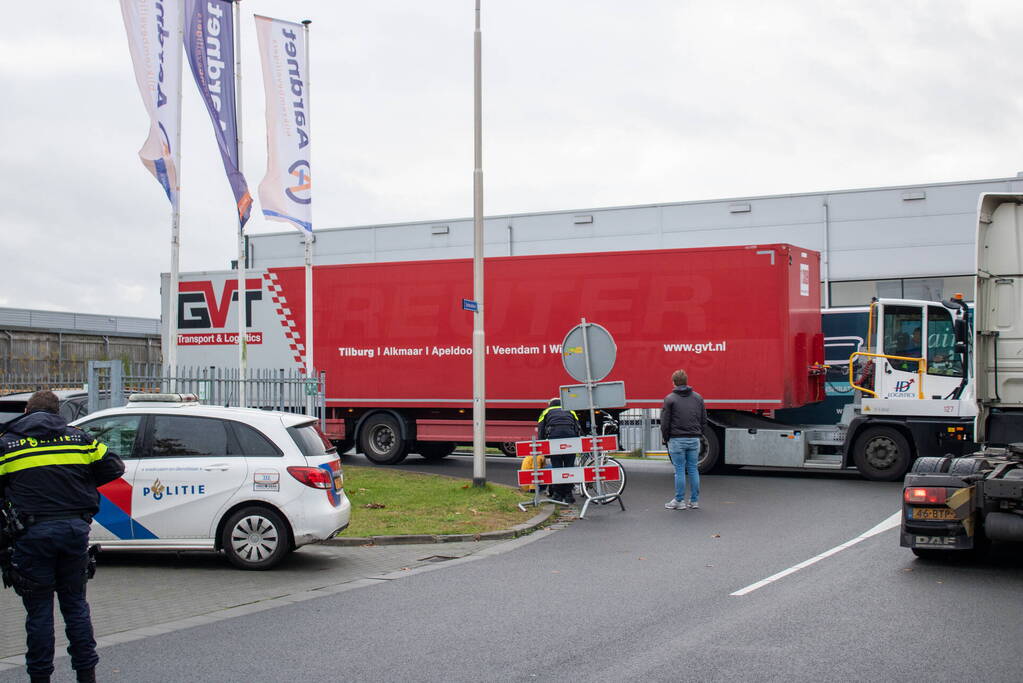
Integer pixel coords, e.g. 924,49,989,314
462,299,479,312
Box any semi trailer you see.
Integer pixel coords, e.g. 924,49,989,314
165,241,972,480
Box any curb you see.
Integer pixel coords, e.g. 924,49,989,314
323,504,556,547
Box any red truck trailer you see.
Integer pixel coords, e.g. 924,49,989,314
167,243,825,466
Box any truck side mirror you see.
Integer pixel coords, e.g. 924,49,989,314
954,341,967,354
954,319,968,343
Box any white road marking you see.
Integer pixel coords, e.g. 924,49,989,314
730,510,902,596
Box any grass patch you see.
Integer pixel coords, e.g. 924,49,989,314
338,466,536,537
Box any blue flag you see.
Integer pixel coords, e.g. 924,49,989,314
183,0,252,226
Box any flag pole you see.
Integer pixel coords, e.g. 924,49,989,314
302,18,314,417
234,0,247,407
167,0,185,391
471,0,486,487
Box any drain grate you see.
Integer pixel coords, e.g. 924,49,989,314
418,555,460,563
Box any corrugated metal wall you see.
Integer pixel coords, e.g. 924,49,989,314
1,329,161,390
0,308,159,335
245,175,1023,283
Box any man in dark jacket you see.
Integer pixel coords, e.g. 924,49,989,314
537,398,581,503
0,390,125,683
660,369,707,510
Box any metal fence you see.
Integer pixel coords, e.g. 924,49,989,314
1,328,161,379
0,372,88,396
617,409,664,454
2,362,325,428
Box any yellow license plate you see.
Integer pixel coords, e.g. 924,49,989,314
910,507,956,521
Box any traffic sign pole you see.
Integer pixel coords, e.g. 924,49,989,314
557,319,627,517
578,318,602,504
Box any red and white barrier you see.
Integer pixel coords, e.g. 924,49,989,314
516,465,622,487
514,435,618,457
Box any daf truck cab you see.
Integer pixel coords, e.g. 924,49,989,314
900,193,1023,557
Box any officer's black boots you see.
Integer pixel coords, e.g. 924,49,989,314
76,667,96,683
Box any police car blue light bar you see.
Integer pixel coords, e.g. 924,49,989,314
126,393,199,403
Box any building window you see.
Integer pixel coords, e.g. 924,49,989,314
829,276,974,307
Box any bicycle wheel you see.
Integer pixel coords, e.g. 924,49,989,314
574,454,593,497
581,456,626,504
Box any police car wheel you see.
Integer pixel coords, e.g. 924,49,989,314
222,507,291,570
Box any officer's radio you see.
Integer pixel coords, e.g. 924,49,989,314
0,500,26,590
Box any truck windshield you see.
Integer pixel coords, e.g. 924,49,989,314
883,305,923,371
927,306,963,377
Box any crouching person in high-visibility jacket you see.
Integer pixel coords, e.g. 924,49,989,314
0,390,125,683
519,454,546,492
537,398,581,503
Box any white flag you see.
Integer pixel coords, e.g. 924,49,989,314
255,15,312,232
120,0,182,205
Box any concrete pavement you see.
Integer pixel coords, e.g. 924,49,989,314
0,509,568,672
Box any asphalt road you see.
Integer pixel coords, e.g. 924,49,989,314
4,454,1021,682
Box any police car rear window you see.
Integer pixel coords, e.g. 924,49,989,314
232,422,282,457
149,415,229,457
287,424,336,458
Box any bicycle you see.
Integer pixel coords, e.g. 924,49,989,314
573,416,626,504
575,451,626,503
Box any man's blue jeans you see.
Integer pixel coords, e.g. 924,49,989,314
667,437,701,503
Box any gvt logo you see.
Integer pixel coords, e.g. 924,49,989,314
285,160,311,204
178,279,263,329
894,379,916,393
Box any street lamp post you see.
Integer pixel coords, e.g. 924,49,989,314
472,0,486,487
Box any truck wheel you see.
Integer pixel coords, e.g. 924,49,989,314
911,456,944,474
698,427,721,473
417,442,456,461
498,442,518,457
853,426,911,481
359,414,409,465
331,438,355,455
949,457,982,475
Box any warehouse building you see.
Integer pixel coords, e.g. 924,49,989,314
0,307,160,390
246,173,1023,307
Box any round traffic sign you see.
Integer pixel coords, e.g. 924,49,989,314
561,322,616,382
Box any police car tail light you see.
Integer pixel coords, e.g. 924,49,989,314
904,487,947,504
287,466,332,489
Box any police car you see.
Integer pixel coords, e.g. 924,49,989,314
72,393,351,570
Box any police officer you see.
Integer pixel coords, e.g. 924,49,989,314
0,390,125,683
537,398,581,503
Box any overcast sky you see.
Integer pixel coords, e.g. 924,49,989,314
2,1,1021,319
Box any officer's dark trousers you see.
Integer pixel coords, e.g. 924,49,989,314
13,519,98,678
549,453,576,499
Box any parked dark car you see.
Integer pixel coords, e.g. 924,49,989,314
0,390,92,425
